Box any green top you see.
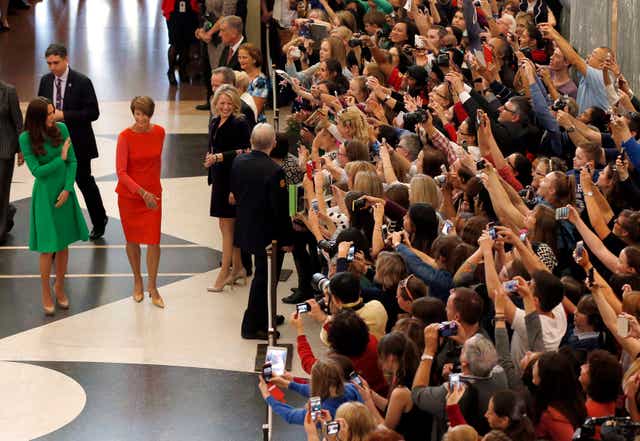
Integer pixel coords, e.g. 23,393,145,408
346,0,393,14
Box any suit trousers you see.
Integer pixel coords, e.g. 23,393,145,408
0,157,15,239
292,228,321,294
241,248,284,335
75,157,106,228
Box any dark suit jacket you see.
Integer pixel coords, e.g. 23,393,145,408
37,68,100,161
218,45,240,71
230,150,293,253
0,81,22,159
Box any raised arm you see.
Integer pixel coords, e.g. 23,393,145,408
538,23,587,76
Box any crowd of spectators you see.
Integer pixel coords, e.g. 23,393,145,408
246,0,640,440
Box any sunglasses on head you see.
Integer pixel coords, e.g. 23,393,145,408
398,274,415,301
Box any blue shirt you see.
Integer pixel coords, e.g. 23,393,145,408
266,382,362,425
576,66,610,113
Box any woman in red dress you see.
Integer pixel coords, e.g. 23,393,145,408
116,96,165,308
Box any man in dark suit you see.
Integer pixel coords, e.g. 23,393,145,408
217,15,243,71
0,80,23,243
230,123,293,340
38,43,108,240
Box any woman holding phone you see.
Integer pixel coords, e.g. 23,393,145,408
20,97,89,315
116,96,166,308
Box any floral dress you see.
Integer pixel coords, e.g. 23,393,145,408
248,73,270,123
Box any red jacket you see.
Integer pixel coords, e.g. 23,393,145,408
161,0,199,19
535,407,575,441
297,334,388,396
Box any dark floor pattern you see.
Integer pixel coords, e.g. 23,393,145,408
96,134,210,182
0,197,221,339
32,361,304,441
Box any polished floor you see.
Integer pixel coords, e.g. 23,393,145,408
0,2,324,440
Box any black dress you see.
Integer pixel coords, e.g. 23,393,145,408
208,114,251,218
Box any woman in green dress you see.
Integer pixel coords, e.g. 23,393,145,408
20,97,89,315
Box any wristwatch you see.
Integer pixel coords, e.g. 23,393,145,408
566,126,576,133
585,191,594,197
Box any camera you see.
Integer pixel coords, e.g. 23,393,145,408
310,396,322,421
575,240,585,258
346,245,355,262
473,0,482,6
437,49,450,67
502,279,518,293
555,207,569,220
348,36,364,48
438,321,458,337
487,222,497,240
262,362,273,382
311,273,331,293
435,175,446,186
551,97,567,111
352,198,368,212
317,239,337,255
519,228,528,242
404,109,428,127
476,159,486,170
573,417,640,440
296,302,310,314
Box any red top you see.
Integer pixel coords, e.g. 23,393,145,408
161,0,199,19
116,125,165,199
296,334,388,396
535,406,575,441
446,404,467,427
586,399,616,440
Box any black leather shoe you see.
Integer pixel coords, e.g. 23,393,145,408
167,70,177,86
275,315,285,326
241,330,280,340
195,102,210,111
89,217,108,241
282,289,312,304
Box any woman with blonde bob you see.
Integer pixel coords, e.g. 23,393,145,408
337,106,369,146
335,401,377,441
204,85,251,291
353,171,384,198
409,174,442,208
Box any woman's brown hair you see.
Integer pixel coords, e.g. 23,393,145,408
374,251,407,290
239,42,262,67
311,359,345,399
24,97,62,156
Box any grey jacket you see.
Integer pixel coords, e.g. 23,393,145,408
0,81,22,159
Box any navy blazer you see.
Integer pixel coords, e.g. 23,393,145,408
37,68,100,161
230,150,293,253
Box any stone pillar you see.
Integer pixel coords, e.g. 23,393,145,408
246,0,261,48
570,0,640,93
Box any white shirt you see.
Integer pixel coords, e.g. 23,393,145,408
510,303,567,368
53,65,70,110
229,36,244,59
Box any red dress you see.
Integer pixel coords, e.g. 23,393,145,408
115,125,165,244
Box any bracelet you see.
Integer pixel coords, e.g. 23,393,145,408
494,315,506,321
421,354,434,361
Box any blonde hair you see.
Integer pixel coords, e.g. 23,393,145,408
337,106,369,144
442,425,479,441
130,96,155,117
346,161,377,189
310,359,345,399
234,71,250,93
211,85,241,116
374,252,407,290
353,171,383,198
410,174,442,207
324,36,347,70
335,402,376,441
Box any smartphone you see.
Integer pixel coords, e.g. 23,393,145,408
306,160,314,180
476,159,486,170
326,421,340,435
442,220,454,235
519,228,528,242
476,110,483,127
617,315,630,338
555,207,569,220
440,164,448,174
487,222,497,240
438,321,458,337
414,34,425,49
262,362,273,382
381,224,388,240
266,346,288,376
575,240,585,258
310,396,322,421
352,198,367,211
502,280,518,293
450,373,461,387
296,302,310,314
311,198,319,213
349,371,363,387
346,246,355,262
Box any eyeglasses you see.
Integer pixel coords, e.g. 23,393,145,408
398,275,414,301
502,106,517,115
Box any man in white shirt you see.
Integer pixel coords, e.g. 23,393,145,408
217,15,244,70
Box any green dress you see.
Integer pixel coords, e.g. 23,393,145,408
19,122,89,252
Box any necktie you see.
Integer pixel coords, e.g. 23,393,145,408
227,48,233,64
55,78,63,110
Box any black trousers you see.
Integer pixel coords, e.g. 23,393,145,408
241,249,284,335
292,229,321,294
0,157,15,239
76,157,106,228
200,41,213,104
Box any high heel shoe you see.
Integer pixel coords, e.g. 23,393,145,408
43,303,55,316
132,291,144,303
207,273,234,292
149,289,165,309
230,268,248,286
53,285,70,310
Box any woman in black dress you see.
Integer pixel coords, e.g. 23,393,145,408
204,85,251,291
161,0,199,85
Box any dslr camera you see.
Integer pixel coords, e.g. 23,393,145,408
573,417,640,441
404,108,428,127
311,273,330,313
348,34,364,48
